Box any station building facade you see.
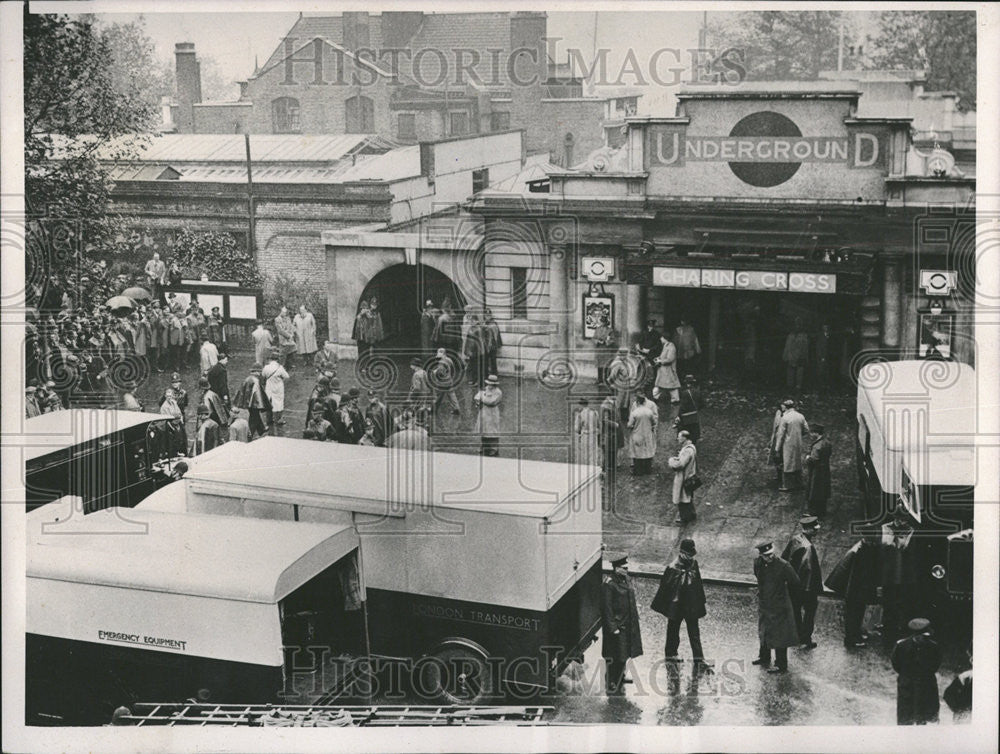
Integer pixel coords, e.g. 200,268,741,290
460,81,977,382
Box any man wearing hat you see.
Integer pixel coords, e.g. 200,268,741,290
233,364,271,439
199,376,229,429
25,386,42,418
473,375,503,457
252,320,274,368
675,375,702,442
195,404,220,454
601,552,643,695
774,398,810,491
228,408,251,443
120,381,143,412
199,334,219,377
333,387,364,444
879,507,919,646
262,349,290,430
408,357,433,427
306,375,331,422
804,422,832,517
651,539,712,670
365,389,394,447
752,541,801,673
891,618,941,725
606,347,638,426
386,410,430,452
430,347,462,416
768,400,791,486
207,352,230,408
782,516,824,649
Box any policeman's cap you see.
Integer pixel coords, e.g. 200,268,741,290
608,551,629,568
755,542,774,555
800,515,820,530
908,618,931,633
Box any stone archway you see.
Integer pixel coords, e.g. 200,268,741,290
354,263,467,351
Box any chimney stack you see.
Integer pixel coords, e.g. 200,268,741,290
174,42,203,133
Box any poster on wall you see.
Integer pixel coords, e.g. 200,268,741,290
918,313,954,359
583,294,614,339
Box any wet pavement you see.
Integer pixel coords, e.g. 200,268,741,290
548,580,968,726
139,345,865,585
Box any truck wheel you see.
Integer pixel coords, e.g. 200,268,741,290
420,638,495,705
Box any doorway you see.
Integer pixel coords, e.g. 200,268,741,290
356,264,466,354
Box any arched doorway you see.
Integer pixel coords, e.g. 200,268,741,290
356,263,467,352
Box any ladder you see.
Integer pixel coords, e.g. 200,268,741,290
113,703,553,727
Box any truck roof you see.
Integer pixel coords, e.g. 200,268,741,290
857,360,977,449
23,409,166,462
183,438,599,519
27,499,358,604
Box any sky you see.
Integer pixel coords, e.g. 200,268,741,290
88,9,705,111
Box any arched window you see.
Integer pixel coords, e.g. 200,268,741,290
272,97,301,133
345,95,375,133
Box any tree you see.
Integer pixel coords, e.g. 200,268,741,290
868,11,976,111
172,229,262,288
707,11,844,81
24,12,160,307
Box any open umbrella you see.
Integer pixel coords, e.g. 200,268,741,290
122,286,152,303
106,295,135,315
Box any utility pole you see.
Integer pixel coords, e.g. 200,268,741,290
244,133,256,261
837,16,845,73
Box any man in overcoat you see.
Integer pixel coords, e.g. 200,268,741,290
752,542,801,673
775,399,810,491
805,422,832,517
651,539,712,670
668,430,698,524
891,618,941,725
602,552,643,695
781,516,823,649
606,347,638,426
824,532,880,647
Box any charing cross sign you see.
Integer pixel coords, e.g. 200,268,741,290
648,111,886,187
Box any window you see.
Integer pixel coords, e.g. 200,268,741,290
510,267,528,318
272,97,301,133
450,111,468,136
490,111,510,132
345,95,375,133
472,168,490,194
397,113,416,141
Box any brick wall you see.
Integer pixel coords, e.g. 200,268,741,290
193,104,253,134
536,99,606,166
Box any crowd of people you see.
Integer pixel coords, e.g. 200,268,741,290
605,519,973,725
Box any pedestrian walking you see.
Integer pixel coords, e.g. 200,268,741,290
294,305,318,366
675,374,702,442
601,552,643,696
781,515,823,649
572,398,601,467
431,347,462,416
752,542,801,674
600,396,623,495
252,320,273,367
775,398,809,491
637,320,662,376
892,618,941,725
674,318,701,377
627,392,657,475
651,538,712,670
262,350,290,429
652,333,680,405
473,374,503,457
408,356,433,427
607,347,637,426
768,400,788,485
804,422,832,517
199,335,218,376
669,430,698,524
274,307,296,368
483,309,502,377
419,299,440,357
824,533,879,647
782,320,810,390
206,352,230,408
233,364,271,439
879,508,920,646
464,314,487,388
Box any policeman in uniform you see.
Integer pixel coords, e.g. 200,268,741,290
601,552,643,695
891,618,941,725
781,515,823,649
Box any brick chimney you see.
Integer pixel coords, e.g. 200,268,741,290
174,42,202,133
382,11,423,50
342,12,371,51
508,13,547,152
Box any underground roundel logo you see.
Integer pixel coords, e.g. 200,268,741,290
728,111,802,188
